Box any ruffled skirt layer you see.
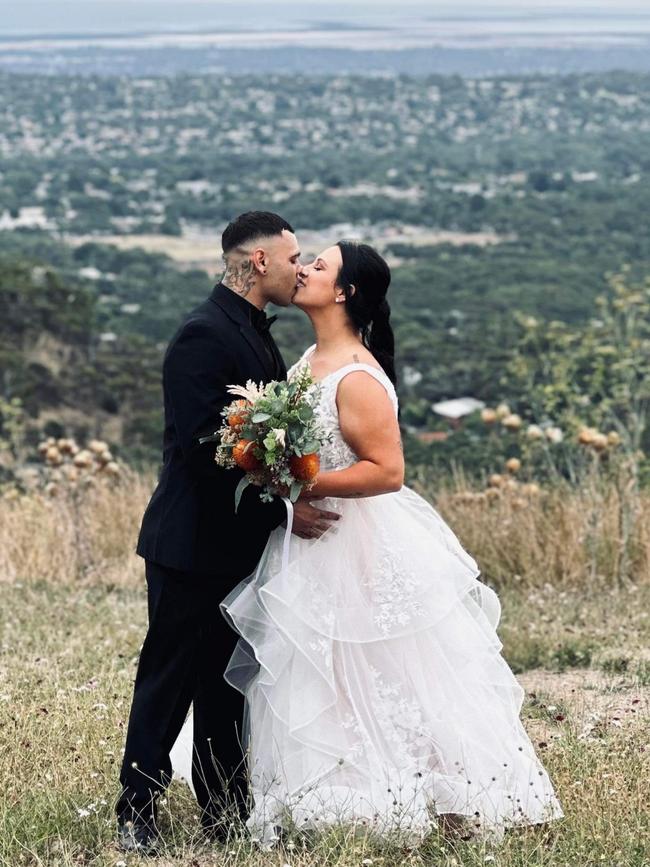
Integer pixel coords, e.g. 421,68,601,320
172,486,564,846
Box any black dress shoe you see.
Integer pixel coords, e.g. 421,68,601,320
117,820,160,855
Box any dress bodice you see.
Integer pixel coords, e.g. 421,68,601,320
288,343,399,472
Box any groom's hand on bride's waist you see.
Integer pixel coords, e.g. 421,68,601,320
290,500,341,540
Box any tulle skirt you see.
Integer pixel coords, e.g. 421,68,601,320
171,486,564,846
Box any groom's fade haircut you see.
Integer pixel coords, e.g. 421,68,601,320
221,211,294,256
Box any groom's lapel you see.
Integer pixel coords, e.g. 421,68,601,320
239,323,275,379
209,283,275,380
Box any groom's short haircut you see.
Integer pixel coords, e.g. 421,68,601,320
222,211,294,255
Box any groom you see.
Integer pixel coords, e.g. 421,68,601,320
116,211,340,853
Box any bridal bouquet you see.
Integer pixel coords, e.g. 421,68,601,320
199,364,329,510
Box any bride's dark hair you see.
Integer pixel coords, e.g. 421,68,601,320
335,240,397,388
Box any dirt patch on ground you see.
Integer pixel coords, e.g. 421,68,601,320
518,667,650,742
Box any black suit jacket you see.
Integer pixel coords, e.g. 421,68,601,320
136,283,288,578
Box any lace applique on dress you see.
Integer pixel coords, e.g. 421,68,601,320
288,344,399,473
366,542,426,637
367,665,437,767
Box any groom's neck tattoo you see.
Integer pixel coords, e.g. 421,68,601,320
223,258,256,298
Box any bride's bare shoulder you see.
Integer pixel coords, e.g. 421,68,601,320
342,346,382,370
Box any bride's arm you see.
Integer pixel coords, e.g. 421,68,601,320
303,371,404,499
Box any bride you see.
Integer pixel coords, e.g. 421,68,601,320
171,240,564,846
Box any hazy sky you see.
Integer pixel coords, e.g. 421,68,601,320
7,0,650,9
4,0,649,40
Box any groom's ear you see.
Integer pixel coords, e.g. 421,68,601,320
251,246,268,275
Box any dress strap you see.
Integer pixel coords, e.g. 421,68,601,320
330,363,399,415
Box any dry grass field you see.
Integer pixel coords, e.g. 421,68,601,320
1,470,649,866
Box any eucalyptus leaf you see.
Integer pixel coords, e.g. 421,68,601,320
234,476,250,513
252,412,272,423
290,480,303,502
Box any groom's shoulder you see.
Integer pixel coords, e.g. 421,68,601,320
171,296,235,345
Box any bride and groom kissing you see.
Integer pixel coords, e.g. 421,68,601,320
116,211,564,853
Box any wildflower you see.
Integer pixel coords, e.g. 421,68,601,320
526,424,543,440
545,426,564,444
73,450,94,468
578,427,598,445
495,402,510,419
45,446,62,465
502,413,522,431
592,433,608,451
481,408,497,424
607,431,621,446
505,457,521,474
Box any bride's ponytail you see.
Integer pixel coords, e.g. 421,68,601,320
336,241,398,389
366,298,396,388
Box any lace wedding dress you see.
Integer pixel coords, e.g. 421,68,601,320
170,344,564,846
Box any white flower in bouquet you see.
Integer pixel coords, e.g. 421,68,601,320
271,428,286,448
226,380,268,404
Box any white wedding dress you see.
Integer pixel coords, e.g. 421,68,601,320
170,344,564,846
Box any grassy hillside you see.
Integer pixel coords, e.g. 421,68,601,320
1,470,649,865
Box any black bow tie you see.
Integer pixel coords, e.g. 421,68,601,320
252,311,278,335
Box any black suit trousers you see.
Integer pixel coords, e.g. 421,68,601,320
116,560,248,827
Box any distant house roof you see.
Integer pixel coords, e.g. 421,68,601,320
431,397,485,419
